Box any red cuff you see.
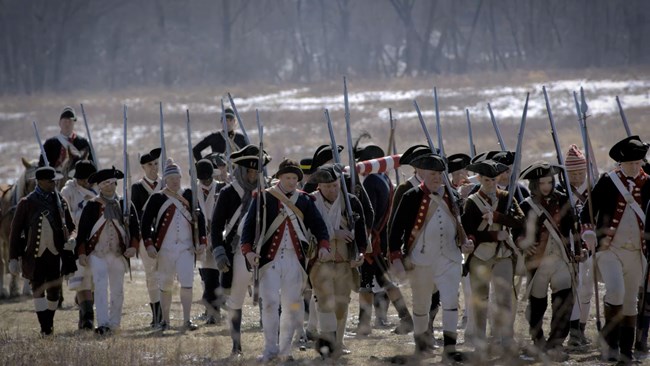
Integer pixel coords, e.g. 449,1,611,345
77,244,86,256
130,238,140,249
318,239,330,250
468,234,476,244
389,251,402,262
199,236,208,246
241,243,252,255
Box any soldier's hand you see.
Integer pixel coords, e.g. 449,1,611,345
78,254,89,267
389,259,407,283
195,245,206,256
146,246,158,259
334,229,354,243
575,248,589,263
318,247,334,262
124,247,137,258
524,244,537,257
8,259,20,276
245,252,260,268
461,239,474,254
351,253,364,268
213,246,231,273
64,237,76,252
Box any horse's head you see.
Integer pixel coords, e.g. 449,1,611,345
57,148,89,190
20,157,38,194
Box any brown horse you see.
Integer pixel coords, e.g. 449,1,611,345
0,158,38,298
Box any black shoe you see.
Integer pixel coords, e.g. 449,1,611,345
230,342,242,357
205,315,217,325
445,351,467,363
158,321,169,331
94,326,111,336
184,320,199,331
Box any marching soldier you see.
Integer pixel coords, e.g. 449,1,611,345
40,106,94,171
76,168,140,335
461,159,525,357
141,158,208,331
130,148,163,328
562,145,593,347
448,153,473,199
581,135,650,364
8,166,77,335
60,159,97,330
211,145,270,355
514,162,576,361
195,159,226,324
192,108,249,161
308,164,366,358
389,153,473,361
240,158,330,362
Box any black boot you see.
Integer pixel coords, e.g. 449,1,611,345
547,288,573,350
619,316,636,364
230,309,243,356
413,332,432,355
602,303,623,362
36,311,52,336
79,300,94,330
316,331,336,358
636,315,650,352
391,294,414,335
527,296,548,349
443,331,466,362
357,292,373,336
429,291,440,335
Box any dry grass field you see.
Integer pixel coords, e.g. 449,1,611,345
1,68,650,365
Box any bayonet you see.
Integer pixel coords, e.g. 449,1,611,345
80,103,99,169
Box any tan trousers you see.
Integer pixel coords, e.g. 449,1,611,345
469,256,514,344
596,248,646,316
310,261,354,346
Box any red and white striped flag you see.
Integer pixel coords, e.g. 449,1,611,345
347,154,402,175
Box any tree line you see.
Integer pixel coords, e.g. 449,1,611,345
2,0,649,95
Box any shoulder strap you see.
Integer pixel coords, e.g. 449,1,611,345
267,187,304,221
608,171,646,222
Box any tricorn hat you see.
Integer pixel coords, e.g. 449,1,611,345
400,145,432,166
520,161,563,180
355,145,385,162
35,166,64,181
409,153,446,172
300,158,313,174
70,160,97,180
466,160,509,178
447,153,471,173
309,164,342,184
196,159,214,180
310,144,344,173
608,135,649,162
140,148,162,165
230,144,271,170
89,167,124,184
275,158,303,181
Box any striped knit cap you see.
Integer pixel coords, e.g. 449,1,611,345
163,158,181,179
564,144,586,172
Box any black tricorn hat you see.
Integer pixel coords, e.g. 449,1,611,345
309,164,342,184
400,145,432,166
471,150,515,166
355,145,385,162
60,106,77,121
230,144,271,170
88,167,124,184
70,160,97,179
609,135,649,162
205,152,226,167
466,160,509,178
310,144,344,173
140,148,162,165
409,153,446,172
300,158,313,174
520,161,563,180
274,158,303,181
35,166,63,181
196,159,214,180
447,153,471,173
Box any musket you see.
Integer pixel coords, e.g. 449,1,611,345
220,98,233,177
487,103,507,151
343,77,358,193
186,109,201,258
252,110,265,306
616,96,632,137
505,93,529,212
466,109,477,158
325,109,359,260
123,105,132,281
576,89,602,331
573,91,598,183
33,121,70,242
413,100,436,154
388,108,400,185
159,102,167,189
429,92,469,244
227,92,250,144
80,103,99,169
